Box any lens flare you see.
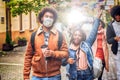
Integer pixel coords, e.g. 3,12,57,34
67,9,87,24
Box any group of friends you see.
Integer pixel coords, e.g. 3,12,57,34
23,5,120,80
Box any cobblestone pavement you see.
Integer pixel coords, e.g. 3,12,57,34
0,46,117,80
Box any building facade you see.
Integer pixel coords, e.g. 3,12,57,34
0,0,7,49
0,0,120,50
0,0,38,49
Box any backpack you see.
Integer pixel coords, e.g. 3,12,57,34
30,30,67,66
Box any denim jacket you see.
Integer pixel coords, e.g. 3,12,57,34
81,18,100,70
68,49,77,79
68,18,100,78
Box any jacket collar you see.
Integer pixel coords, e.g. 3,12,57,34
36,26,57,35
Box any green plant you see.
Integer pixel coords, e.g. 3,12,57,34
7,0,48,17
7,0,71,17
106,11,112,23
2,32,14,51
17,37,27,46
17,37,26,41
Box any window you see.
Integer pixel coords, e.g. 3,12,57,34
1,17,4,24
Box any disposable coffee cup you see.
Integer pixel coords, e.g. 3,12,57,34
41,45,50,60
41,45,48,54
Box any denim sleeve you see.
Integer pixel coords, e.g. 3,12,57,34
85,18,100,46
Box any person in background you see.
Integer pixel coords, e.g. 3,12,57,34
93,20,109,80
106,5,120,80
23,7,68,80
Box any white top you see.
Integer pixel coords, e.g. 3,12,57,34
112,21,120,50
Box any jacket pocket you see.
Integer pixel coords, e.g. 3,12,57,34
34,56,41,61
31,56,42,72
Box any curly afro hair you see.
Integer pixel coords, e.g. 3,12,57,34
38,7,58,24
110,5,120,19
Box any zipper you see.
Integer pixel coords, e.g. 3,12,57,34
45,58,48,78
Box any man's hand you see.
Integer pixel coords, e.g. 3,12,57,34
44,49,54,57
114,36,120,41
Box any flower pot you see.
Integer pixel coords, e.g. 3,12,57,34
2,43,13,51
18,40,27,46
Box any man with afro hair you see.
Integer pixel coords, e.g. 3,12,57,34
106,5,120,80
23,7,68,80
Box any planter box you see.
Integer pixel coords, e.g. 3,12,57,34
18,40,27,46
2,43,13,51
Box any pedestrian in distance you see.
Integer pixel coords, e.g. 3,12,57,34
93,20,109,80
106,5,120,80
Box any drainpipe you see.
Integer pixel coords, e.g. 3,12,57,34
5,0,11,41
6,3,8,37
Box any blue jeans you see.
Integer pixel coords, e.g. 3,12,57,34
77,68,93,80
32,74,61,80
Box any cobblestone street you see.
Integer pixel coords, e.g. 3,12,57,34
0,45,117,80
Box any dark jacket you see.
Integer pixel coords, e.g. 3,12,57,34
106,21,118,55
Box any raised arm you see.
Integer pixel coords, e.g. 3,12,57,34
85,10,102,46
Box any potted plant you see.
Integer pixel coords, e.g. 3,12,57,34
2,32,14,51
18,37,27,46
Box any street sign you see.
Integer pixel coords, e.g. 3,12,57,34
105,5,110,10
106,0,114,5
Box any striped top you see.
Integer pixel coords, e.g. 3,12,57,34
76,49,88,70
